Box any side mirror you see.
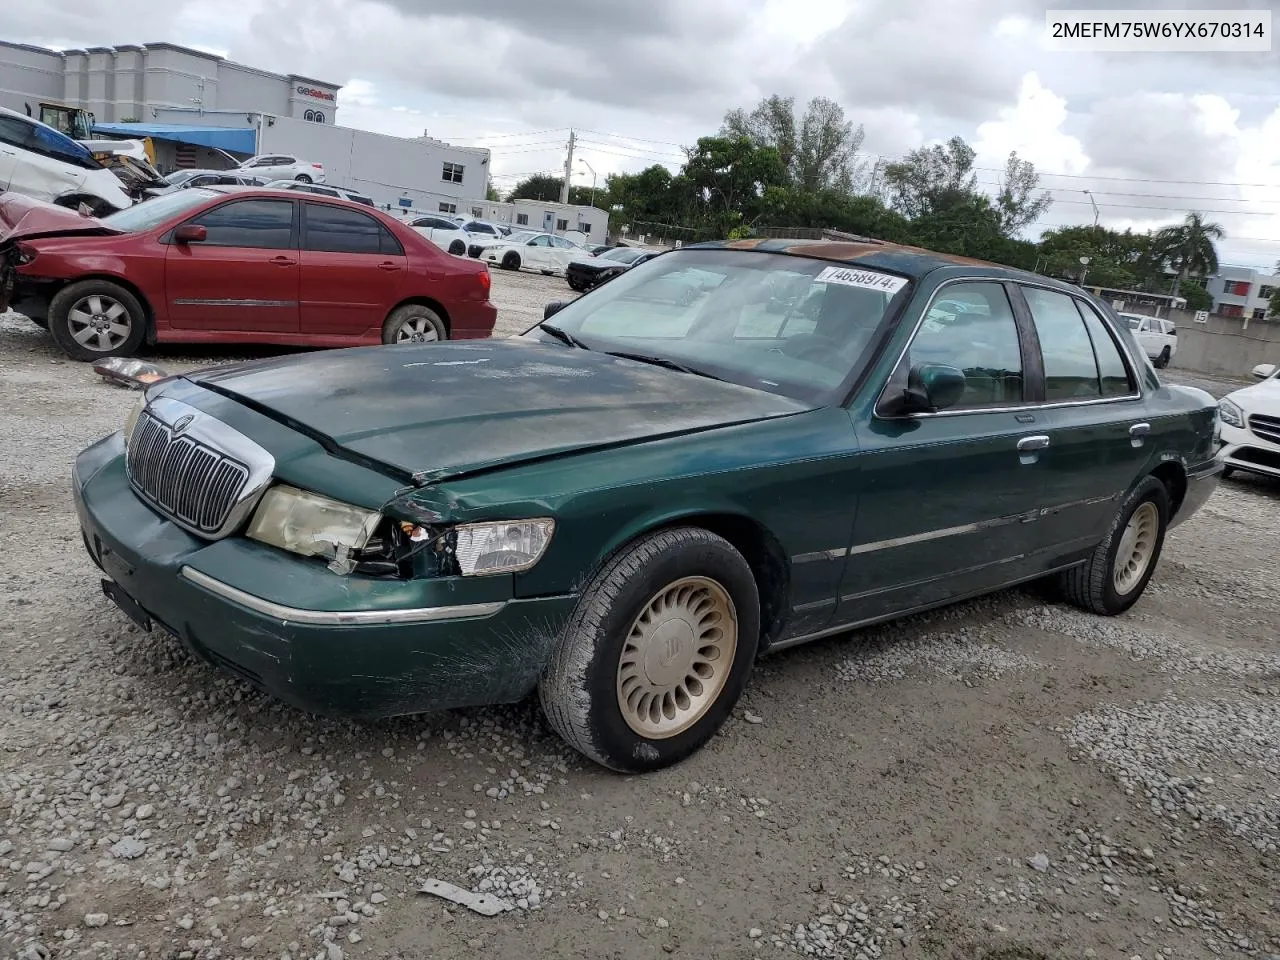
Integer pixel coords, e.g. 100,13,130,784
173,224,207,243
884,363,966,416
1252,363,1276,380
544,301,570,320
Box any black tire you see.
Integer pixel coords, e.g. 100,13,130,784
448,239,466,256
295,174,312,184
501,251,521,271
47,280,148,361
381,304,447,344
1221,466,1234,480
567,278,583,292
539,527,760,773
1155,347,1171,369
541,270,554,276
1058,475,1171,616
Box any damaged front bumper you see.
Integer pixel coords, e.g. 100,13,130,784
73,433,577,719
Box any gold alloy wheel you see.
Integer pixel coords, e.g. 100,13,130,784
616,576,739,739
1113,501,1159,595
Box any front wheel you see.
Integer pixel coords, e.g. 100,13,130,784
47,280,147,361
1154,347,1171,369
540,527,760,773
501,251,521,271
382,304,446,344
448,239,466,256
1058,475,1170,615
295,174,312,184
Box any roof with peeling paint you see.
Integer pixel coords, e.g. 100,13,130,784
685,237,1020,280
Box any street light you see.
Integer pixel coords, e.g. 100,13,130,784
578,159,597,208
1079,255,1091,286
1082,189,1099,227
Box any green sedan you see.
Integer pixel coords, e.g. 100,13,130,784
73,239,1221,772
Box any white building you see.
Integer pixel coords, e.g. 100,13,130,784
0,40,491,208
1206,266,1280,323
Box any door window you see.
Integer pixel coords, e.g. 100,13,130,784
1022,286,1102,401
904,282,1024,408
550,236,575,248
0,115,32,149
303,203,403,255
1076,300,1136,398
183,199,295,249
530,235,552,247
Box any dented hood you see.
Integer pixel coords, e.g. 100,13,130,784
0,193,117,244
187,339,812,483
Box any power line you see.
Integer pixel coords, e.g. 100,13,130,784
437,127,569,142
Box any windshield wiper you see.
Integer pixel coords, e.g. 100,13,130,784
538,323,589,349
604,351,725,382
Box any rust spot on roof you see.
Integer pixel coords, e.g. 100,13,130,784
723,238,769,250
785,241,888,260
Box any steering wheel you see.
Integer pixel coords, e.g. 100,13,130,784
780,333,842,364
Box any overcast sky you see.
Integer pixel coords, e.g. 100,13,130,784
14,0,1280,268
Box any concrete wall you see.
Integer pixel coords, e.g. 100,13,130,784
0,43,63,117
1116,299,1280,378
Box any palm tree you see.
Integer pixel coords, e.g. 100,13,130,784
1153,212,1225,294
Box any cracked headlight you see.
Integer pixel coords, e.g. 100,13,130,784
1218,399,1245,429
123,395,146,446
454,519,555,575
246,484,382,560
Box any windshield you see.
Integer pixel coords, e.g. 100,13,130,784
523,248,908,403
163,170,200,186
102,189,219,231
504,231,536,244
599,248,640,263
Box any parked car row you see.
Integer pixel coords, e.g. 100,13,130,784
0,185,497,360
566,245,659,291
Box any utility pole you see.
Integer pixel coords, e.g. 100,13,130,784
559,129,575,206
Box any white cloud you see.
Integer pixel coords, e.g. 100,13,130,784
973,72,1089,175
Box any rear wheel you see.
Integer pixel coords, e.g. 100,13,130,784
1221,466,1235,480
539,527,760,772
47,280,147,361
1154,346,1171,369
501,251,521,271
295,174,313,184
1058,475,1170,615
448,239,466,256
381,304,446,344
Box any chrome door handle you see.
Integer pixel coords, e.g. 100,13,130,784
1129,422,1151,437
1017,435,1051,452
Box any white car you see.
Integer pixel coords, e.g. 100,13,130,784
235,154,326,183
1118,313,1177,369
482,231,592,275
1217,362,1280,481
405,214,471,256
0,106,133,215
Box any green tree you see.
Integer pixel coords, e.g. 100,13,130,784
1152,212,1225,291
1179,280,1213,313
905,192,1004,258
507,174,563,202
682,135,787,233
485,184,502,202
1269,287,1280,320
1037,225,1162,290
994,151,1053,236
722,95,869,192
881,137,978,219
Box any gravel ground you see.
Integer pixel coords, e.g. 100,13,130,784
2,269,1278,960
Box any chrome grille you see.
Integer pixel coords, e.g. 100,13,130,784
1249,413,1280,446
127,411,251,535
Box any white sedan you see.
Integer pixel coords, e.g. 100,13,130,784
482,232,592,275
1218,362,1280,481
405,214,470,256
235,154,326,183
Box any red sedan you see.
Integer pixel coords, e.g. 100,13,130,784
0,187,496,360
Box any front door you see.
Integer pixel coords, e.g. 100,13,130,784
164,197,300,333
524,235,553,270
1015,284,1152,556
297,201,406,337
835,280,1050,624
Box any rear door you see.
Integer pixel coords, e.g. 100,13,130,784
164,197,300,333
1013,284,1149,556
298,201,407,337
